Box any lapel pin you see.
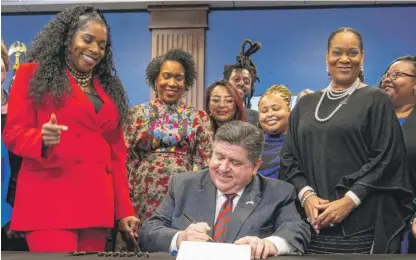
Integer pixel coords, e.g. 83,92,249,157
246,201,254,205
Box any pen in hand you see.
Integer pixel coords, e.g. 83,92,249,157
182,212,214,242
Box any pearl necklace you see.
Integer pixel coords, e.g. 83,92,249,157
315,78,360,122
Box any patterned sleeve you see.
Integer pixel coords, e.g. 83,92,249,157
124,106,145,186
192,110,213,171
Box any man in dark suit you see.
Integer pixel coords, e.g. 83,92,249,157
140,121,310,259
223,39,261,126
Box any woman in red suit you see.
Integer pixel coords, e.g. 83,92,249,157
3,5,139,252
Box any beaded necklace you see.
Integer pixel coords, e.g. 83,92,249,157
67,63,93,89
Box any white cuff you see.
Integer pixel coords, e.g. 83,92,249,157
345,191,361,207
169,231,181,252
298,186,314,201
264,236,294,256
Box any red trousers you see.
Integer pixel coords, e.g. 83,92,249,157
25,228,107,252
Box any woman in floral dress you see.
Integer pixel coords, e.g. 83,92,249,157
125,49,213,222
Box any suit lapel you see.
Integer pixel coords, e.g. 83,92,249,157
66,69,96,120
93,78,119,126
196,170,217,237
94,78,111,106
223,176,262,243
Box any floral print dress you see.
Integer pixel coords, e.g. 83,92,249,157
124,98,213,220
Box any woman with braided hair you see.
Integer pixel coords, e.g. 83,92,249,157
223,39,261,126
3,5,139,252
257,85,291,179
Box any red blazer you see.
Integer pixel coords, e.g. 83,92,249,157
3,62,134,231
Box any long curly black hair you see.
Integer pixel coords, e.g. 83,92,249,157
223,39,261,108
146,48,197,91
27,5,129,123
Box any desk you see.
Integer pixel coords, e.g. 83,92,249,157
1,252,416,260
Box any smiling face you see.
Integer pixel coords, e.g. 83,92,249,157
68,20,108,73
209,85,236,125
258,93,290,135
380,60,416,108
228,68,252,99
326,31,364,86
209,141,261,194
155,60,186,104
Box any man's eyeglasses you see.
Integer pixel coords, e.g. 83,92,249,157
382,71,416,81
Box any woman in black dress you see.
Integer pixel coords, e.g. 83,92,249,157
379,55,416,253
280,27,414,254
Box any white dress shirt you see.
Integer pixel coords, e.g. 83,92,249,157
170,188,295,255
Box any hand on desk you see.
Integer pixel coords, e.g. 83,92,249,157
235,236,278,259
313,196,355,231
119,216,141,248
177,222,212,249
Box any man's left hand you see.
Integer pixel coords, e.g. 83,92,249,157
234,236,278,259
412,218,416,237
313,196,355,230
119,216,141,248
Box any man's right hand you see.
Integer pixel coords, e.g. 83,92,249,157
176,222,211,248
41,113,68,147
302,191,329,234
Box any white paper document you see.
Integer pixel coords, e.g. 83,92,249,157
176,241,251,260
